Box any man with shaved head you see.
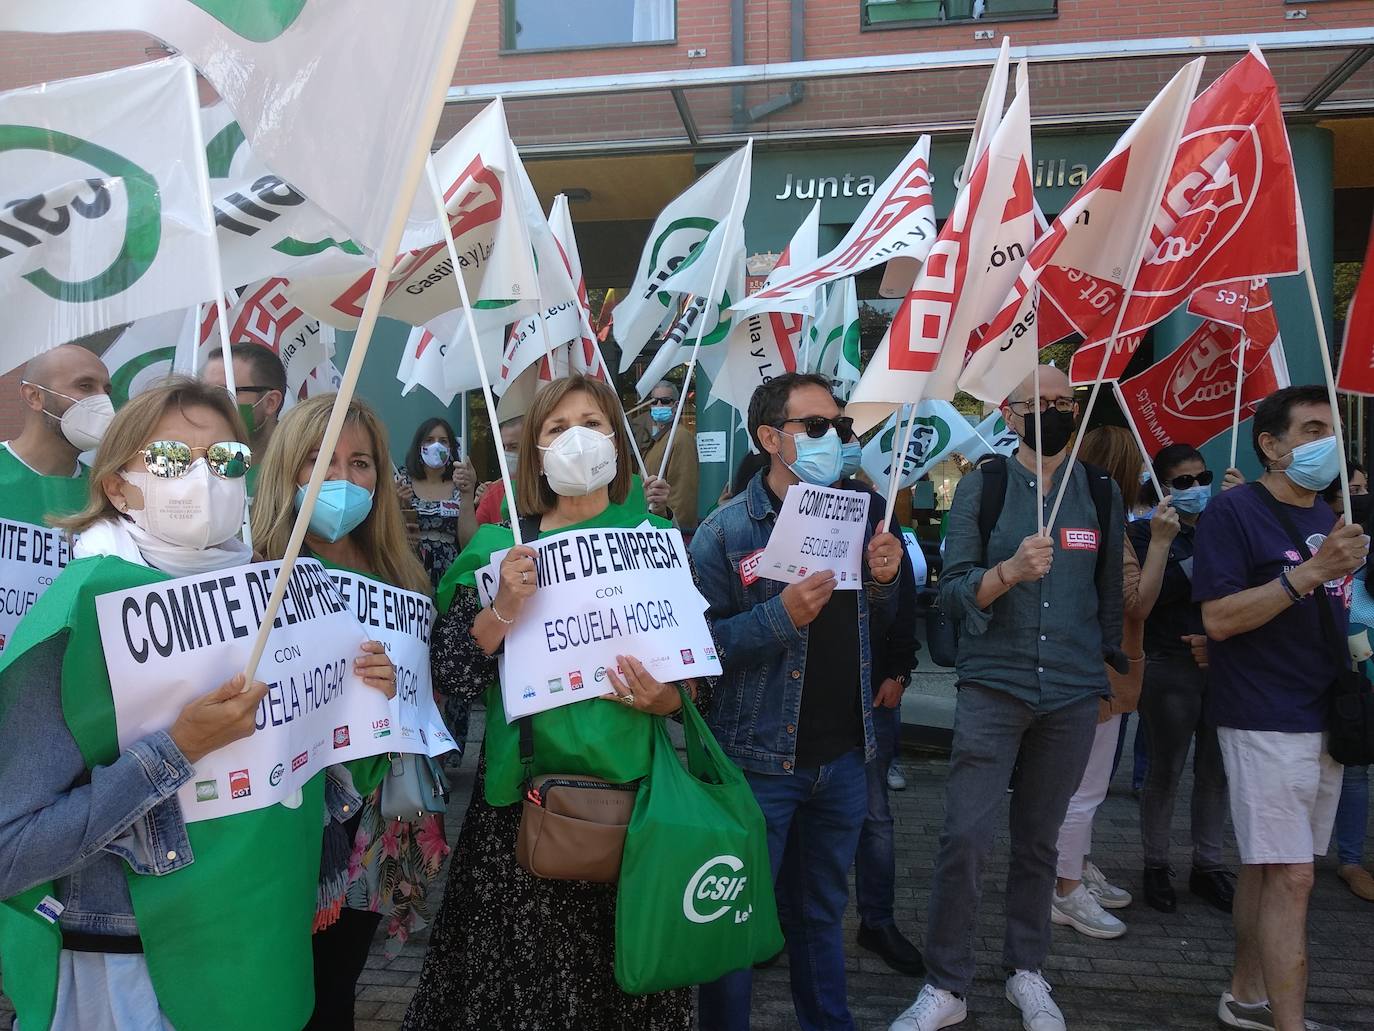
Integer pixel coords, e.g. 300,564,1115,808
891,365,1124,1031
0,343,113,651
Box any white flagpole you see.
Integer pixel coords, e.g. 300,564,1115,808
657,144,752,481
427,159,524,546
585,331,650,481
1229,335,1248,472
1112,380,1166,504
1033,361,1045,535
459,389,469,462
242,1,478,683
883,405,917,530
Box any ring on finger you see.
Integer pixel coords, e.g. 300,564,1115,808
620,691,635,706
521,571,528,584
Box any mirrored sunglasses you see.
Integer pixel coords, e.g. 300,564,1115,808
141,440,253,479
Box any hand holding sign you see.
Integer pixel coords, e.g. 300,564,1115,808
867,531,903,585
170,673,271,765
782,571,838,628
603,654,683,716
354,640,397,699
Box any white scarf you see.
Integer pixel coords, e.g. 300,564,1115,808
74,516,253,578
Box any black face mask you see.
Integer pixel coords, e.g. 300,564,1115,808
1019,407,1075,457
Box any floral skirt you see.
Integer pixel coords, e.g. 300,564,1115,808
401,750,692,1031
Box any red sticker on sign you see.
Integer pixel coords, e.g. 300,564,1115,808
740,548,766,587
1061,528,1099,551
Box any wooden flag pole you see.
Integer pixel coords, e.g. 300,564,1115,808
1228,335,1248,472
241,0,478,683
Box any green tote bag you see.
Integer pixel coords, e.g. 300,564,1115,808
614,696,783,994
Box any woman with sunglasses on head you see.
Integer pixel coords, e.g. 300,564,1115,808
251,394,443,1031
403,374,692,1031
396,417,480,588
1127,443,1237,915
0,377,359,1031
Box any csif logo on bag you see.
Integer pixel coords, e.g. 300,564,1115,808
683,854,754,925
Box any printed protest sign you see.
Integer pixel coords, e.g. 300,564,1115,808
0,518,73,653
97,559,420,822
475,525,721,721
758,484,870,589
325,567,455,757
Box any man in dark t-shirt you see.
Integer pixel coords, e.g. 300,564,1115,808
1193,385,1368,1031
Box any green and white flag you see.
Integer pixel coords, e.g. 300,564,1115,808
1,0,473,252
0,58,219,373
806,277,862,393
860,400,978,491
959,409,1020,465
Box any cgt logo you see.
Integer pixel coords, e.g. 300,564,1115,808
683,854,753,925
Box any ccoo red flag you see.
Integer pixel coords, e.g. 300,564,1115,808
1336,219,1374,395
1118,319,1289,453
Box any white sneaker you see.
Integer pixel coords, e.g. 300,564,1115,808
1005,970,1066,1031
1082,860,1132,909
887,761,908,791
1051,883,1127,940
889,984,967,1031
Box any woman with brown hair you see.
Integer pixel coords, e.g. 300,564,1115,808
251,393,444,1030
403,374,693,1031
1050,425,1179,940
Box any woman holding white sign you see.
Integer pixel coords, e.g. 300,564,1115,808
404,375,693,1031
252,393,448,1031
0,377,350,1031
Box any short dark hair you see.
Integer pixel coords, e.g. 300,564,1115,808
405,416,457,480
210,342,287,395
1323,459,1364,504
1251,385,1331,469
1152,443,1205,484
747,373,837,452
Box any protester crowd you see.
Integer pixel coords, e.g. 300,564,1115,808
0,342,1370,1031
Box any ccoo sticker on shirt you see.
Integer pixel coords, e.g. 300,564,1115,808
1060,528,1099,552
739,548,766,587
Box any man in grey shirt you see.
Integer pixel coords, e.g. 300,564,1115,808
890,366,1123,1031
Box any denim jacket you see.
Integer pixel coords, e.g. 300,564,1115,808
0,636,362,940
689,471,899,775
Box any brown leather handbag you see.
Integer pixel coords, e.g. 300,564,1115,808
514,717,640,882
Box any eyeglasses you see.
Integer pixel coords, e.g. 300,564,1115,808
233,384,278,395
140,440,253,479
1007,398,1076,416
775,415,855,440
1168,470,1214,491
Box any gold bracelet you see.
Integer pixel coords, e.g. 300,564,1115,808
490,601,515,625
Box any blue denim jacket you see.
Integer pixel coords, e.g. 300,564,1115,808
689,472,899,775
0,636,362,939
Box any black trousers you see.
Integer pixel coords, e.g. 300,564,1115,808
305,908,384,1030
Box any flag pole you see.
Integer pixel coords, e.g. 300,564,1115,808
1112,380,1166,504
586,331,650,481
1228,335,1248,472
1033,361,1045,536
428,158,524,546
882,405,918,529
657,143,752,482
459,388,469,462
241,0,478,684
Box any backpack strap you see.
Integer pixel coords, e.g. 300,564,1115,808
976,455,1009,567
1079,461,1116,590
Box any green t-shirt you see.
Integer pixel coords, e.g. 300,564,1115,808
0,443,89,526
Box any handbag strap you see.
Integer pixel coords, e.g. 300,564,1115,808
1249,482,1350,668
513,512,543,787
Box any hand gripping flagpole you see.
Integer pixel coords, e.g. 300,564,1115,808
656,144,752,484
883,405,918,531
1112,380,1166,505
242,0,479,684
1228,334,1248,473
427,158,525,547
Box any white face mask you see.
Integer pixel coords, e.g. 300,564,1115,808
120,459,246,550
538,425,617,497
420,441,451,469
23,381,115,451
503,449,520,474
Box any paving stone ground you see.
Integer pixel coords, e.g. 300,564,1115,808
5,713,1373,1030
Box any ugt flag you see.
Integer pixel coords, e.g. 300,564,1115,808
860,401,979,492
1066,48,1302,384
1,0,474,252
1337,218,1374,395
1187,276,1280,371
0,58,220,373
1119,319,1289,453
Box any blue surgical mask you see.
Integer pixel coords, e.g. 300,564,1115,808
839,440,862,479
1282,435,1342,492
788,428,845,486
650,405,673,424
1170,484,1211,515
297,480,374,542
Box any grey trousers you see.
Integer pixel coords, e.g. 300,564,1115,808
924,683,1100,995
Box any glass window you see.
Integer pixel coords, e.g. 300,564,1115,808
863,0,1056,27
505,0,675,52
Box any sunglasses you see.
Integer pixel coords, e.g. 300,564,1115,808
1167,470,1214,490
775,415,855,440
140,440,253,479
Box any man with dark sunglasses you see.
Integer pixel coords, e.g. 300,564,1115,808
691,373,904,1031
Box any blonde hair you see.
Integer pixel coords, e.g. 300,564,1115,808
56,376,247,534
250,394,431,597
515,375,634,516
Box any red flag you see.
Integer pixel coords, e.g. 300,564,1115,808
1067,48,1302,383
1119,320,1289,452
1186,276,1279,371
1336,220,1374,395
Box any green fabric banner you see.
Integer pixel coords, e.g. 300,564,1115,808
0,445,89,526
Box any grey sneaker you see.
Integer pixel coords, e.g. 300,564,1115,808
887,761,908,791
1082,860,1132,909
1051,883,1127,940
1216,993,1344,1031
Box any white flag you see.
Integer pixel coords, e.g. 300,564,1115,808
102,307,201,407
0,58,219,371
548,194,605,379
958,409,1020,465
614,144,752,370
860,401,979,491
736,137,936,313
287,99,538,330
1,0,473,252
848,73,1035,434
759,201,823,317
398,325,459,407
807,278,863,391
